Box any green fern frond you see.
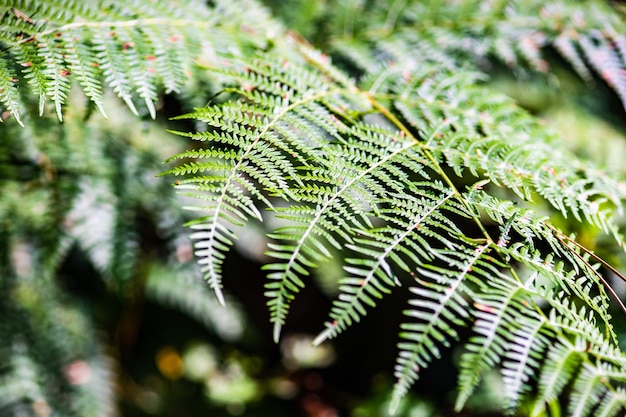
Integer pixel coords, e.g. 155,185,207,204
7,1,626,416
390,244,486,413
595,387,626,417
164,83,330,304
455,273,539,410
38,37,71,120
375,64,626,235
569,362,626,417
501,314,549,411
91,28,137,114
61,31,106,116
0,0,283,122
116,27,158,118
13,41,49,117
166,34,626,415
314,182,460,346
332,0,626,109
266,134,428,342
530,338,584,417
0,52,23,125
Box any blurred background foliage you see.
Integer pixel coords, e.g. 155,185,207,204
2,1,626,416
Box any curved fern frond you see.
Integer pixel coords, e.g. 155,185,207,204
166,35,626,415
314,183,459,346
3,0,626,416
371,65,626,235
332,0,626,110
500,313,548,411
595,388,626,417
535,339,585,409
390,243,489,412
455,273,540,409
570,362,626,417
0,0,282,123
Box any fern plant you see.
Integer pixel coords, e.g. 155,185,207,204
3,0,626,416
164,41,626,414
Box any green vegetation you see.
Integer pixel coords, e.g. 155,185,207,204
3,1,626,416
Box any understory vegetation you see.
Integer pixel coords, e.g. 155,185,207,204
3,1,626,416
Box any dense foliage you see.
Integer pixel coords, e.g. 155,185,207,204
3,1,626,416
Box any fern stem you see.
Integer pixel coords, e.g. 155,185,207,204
548,397,562,417
272,133,417,343
548,224,626,343
549,224,626,287
363,91,496,246
14,18,219,47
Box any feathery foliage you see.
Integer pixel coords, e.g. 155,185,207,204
0,0,277,123
164,34,626,413
4,0,626,416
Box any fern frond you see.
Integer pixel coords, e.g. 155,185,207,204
377,64,625,236
13,41,49,116
569,362,626,417
164,85,332,305
37,37,71,120
91,28,139,115
333,0,626,109
529,330,626,417
166,35,626,414
0,0,284,121
315,183,459,346
116,27,158,118
455,273,537,410
533,339,585,412
3,0,626,416
0,52,23,125
595,388,626,417
579,30,626,108
500,314,549,411
390,244,487,413
61,31,106,116
266,133,426,342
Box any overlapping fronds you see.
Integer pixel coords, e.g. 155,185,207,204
329,0,626,109
166,32,626,415
5,0,626,416
0,0,281,124
0,73,201,416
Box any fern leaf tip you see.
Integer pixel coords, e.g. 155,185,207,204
312,330,329,347
388,391,403,415
215,288,226,307
97,104,108,120
273,323,282,344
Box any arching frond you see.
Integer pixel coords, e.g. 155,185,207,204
455,272,538,410
5,1,626,416
331,0,626,109
166,35,626,415
0,0,282,123
390,244,486,413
